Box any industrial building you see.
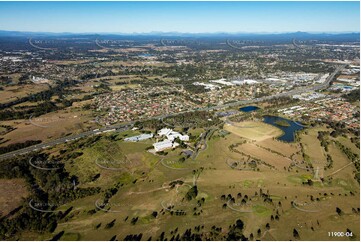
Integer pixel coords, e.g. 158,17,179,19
153,139,179,152
157,128,189,141
124,133,153,142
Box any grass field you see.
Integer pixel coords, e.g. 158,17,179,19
327,142,353,172
0,179,29,216
109,84,139,91
336,136,359,155
0,84,50,104
258,139,298,158
4,121,358,241
0,107,95,147
299,128,328,170
224,121,283,141
237,143,292,170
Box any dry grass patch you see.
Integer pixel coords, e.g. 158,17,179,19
110,84,139,91
0,84,49,104
237,143,291,170
336,136,359,155
224,121,283,141
299,130,327,164
258,139,299,158
0,179,29,216
0,109,94,146
327,142,353,172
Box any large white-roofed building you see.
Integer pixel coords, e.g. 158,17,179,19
157,128,189,141
209,78,235,86
230,79,259,85
153,139,179,152
124,133,153,142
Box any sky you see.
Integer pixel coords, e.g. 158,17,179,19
0,1,359,33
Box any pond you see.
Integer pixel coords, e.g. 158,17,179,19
262,115,304,142
138,53,153,57
239,106,260,112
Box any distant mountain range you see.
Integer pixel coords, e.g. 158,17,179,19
0,30,359,41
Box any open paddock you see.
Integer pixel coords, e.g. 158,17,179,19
235,143,292,170
0,83,50,104
15,122,359,241
299,129,327,164
224,121,283,141
258,139,299,158
326,141,354,174
0,108,94,147
0,179,29,216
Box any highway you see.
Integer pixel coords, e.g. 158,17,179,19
0,65,343,161
0,125,132,161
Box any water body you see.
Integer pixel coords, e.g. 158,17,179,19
239,106,260,112
138,53,153,57
262,115,304,142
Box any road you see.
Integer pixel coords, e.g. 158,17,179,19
0,66,343,161
0,124,132,161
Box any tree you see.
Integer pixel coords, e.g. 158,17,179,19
266,223,270,230
185,186,198,201
50,231,64,241
105,219,116,229
227,219,246,240
336,207,343,216
130,217,138,225
293,228,300,239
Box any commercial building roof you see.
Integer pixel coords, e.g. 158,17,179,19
153,139,179,151
124,133,153,142
157,128,189,141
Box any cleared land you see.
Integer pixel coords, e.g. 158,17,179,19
224,121,283,141
258,139,299,158
299,128,328,164
0,84,50,104
237,143,292,170
0,179,29,216
0,108,94,146
2,122,359,241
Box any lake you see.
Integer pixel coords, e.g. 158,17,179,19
262,115,304,142
239,106,260,112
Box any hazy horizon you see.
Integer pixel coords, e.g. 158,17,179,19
0,1,359,33
0,29,360,35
